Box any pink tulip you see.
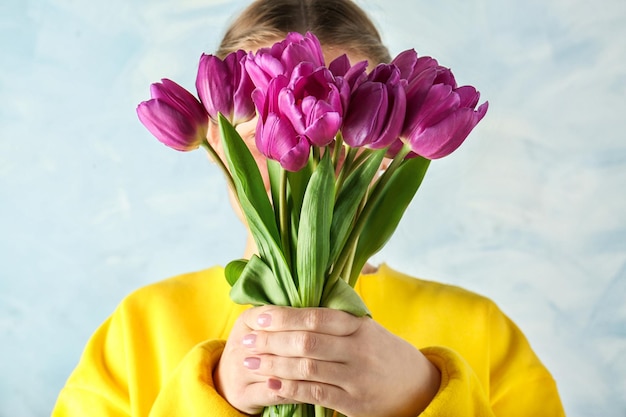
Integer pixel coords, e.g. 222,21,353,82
196,50,255,125
328,54,369,114
402,83,489,159
342,63,406,149
245,32,326,93
137,79,208,151
253,76,311,171
279,63,343,147
377,49,489,159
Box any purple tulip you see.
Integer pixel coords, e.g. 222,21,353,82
342,63,406,149
253,75,311,171
329,54,369,113
392,50,456,118
137,79,208,151
245,32,326,93
279,63,343,147
402,83,489,159
196,50,255,125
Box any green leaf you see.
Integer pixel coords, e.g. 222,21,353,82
296,153,335,307
267,159,283,228
224,259,247,287
287,162,313,227
218,115,300,306
350,156,430,285
329,149,385,266
218,114,280,249
229,255,292,307
321,278,370,317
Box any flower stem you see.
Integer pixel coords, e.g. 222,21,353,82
331,132,344,168
279,167,292,274
333,146,357,196
329,143,411,287
200,140,236,195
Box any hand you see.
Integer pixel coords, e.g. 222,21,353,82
213,306,440,417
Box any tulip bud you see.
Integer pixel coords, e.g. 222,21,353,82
137,79,208,151
196,50,255,125
402,83,489,159
342,63,407,149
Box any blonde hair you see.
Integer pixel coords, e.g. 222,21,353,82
216,0,391,64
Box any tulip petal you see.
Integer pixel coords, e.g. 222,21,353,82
137,99,205,151
342,82,387,147
196,55,232,120
455,85,481,108
370,83,406,149
409,101,488,159
278,88,305,134
279,138,311,171
391,49,418,80
304,111,342,147
328,54,351,77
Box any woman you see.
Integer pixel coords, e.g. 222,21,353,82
53,1,565,416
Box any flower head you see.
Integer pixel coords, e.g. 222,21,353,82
279,63,343,147
253,76,311,171
328,54,369,114
196,50,255,125
245,32,326,93
402,83,489,159
374,49,489,159
137,79,208,151
342,63,406,149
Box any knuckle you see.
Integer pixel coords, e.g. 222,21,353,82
295,332,319,355
302,309,325,330
309,384,326,404
298,358,318,379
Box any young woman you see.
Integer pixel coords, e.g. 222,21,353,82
53,1,565,416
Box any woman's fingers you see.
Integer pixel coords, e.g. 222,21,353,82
244,353,351,384
244,328,352,360
242,305,363,336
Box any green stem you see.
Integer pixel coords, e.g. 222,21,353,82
312,146,321,165
200,140,236,195
333,146,357,197
339,188,369,283
331,132,344,169
279,168,292,274
328,144,411,288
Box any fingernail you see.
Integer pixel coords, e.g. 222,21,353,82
268,378,282,390
257,313,272,327
243,357,260,370
242,333,256,347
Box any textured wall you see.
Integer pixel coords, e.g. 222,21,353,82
1,0,624,415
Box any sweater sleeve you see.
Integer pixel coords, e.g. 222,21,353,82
148,340,246,417
52,310,246,417
417,302,565,417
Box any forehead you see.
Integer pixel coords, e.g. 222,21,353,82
321,45,371,67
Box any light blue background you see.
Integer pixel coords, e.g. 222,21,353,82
1,0,625,415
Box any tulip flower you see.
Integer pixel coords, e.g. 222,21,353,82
279,63,343,147
392,50,456,116
328,54,369,113
245,32,326,93
342,63,406,149
401,83,489,159
196,50,255,125
253,75,311,171
137,78,208,151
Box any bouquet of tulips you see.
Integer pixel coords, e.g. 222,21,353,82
137,32,487,417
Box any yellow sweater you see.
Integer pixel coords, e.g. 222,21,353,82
53,264,564,416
